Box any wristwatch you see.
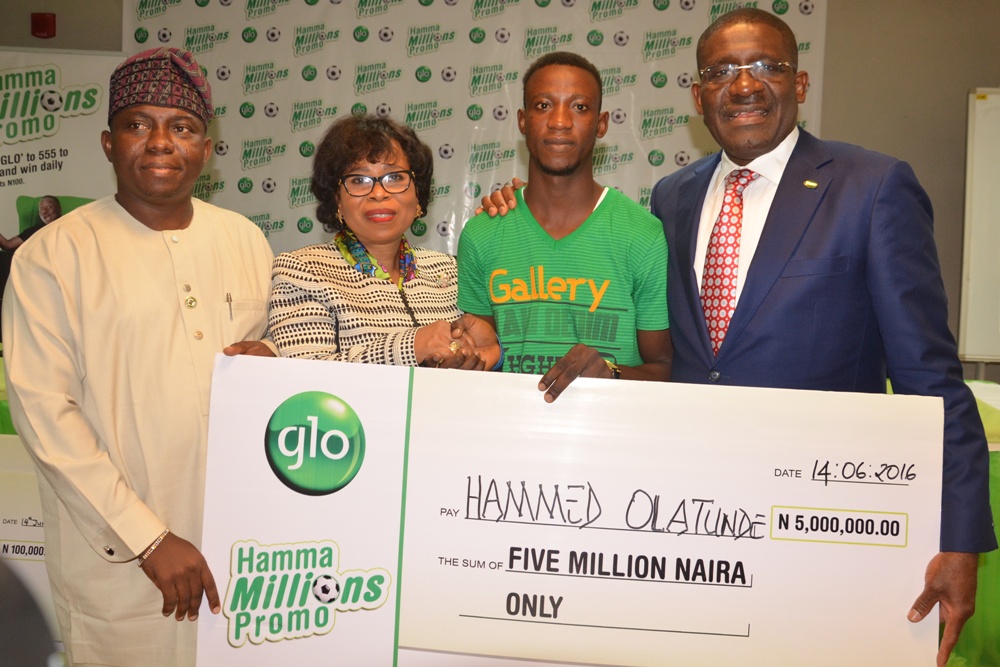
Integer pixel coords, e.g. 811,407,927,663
604,359,622,379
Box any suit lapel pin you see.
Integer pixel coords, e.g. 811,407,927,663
803,180,819,189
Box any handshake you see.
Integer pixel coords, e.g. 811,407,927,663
416,313,502,371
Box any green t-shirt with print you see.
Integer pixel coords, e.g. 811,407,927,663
458,187,668,375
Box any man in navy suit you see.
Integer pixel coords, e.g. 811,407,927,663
649,8,995,665
480,9,994,660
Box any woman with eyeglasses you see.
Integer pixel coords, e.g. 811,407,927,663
268,113,500,369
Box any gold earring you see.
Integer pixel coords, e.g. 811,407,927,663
336,209,345,226
415,205,425,219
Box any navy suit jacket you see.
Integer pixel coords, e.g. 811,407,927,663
650,130,995,553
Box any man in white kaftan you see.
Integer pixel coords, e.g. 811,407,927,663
3,48,274,666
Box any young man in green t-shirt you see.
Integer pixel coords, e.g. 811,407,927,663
458,51,671,402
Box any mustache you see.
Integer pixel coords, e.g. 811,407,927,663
721,95,772,115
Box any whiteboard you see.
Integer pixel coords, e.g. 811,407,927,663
959,88,1000,361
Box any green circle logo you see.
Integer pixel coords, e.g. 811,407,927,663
238,177,253,193
299,141,316,158
134,28,149,44
535,0,552,6
302,65,317,81
469,27,486,44
464,182,482,199
195,0,210,7
240,102,255,118
651,71,668,88
419,0,434,5
305,0,320,5
415,66,433,83
647,150,665,167
351,102,368,115
242,27,258,43
772,0,790,14
587,30,604,47
410,220,428,236
265,392,366,496
467,104,484,121
653,0,669,9
297,217,314,233
354,26,369,42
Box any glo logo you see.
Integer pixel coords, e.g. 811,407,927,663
265,392,365,496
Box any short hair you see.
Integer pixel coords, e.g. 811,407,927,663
311,114,433,234
522,51,603,110
39,195,61,213
696,8,799,70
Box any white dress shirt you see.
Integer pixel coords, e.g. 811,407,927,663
694,127,800,306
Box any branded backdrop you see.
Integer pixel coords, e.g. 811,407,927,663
1,0,826,255
0,51,118,224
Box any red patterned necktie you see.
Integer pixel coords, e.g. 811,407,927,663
701,168,760,355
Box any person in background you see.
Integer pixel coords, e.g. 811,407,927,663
458,51,671,402
3,47,274,666
0,195,62,251
0,561,58,667
0,196,65,337
269,113,500,369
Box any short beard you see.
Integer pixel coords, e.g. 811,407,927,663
534,156,586,177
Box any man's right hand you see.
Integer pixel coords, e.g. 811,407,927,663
539,343,612,403
476,177,526,216
139,532,221,621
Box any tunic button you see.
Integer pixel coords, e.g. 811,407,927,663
103,546,115,556
708,370,721,382
183,284,192,292
171,235,180,243
193,331,204,340
185,296,197,308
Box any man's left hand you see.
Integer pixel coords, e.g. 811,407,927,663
538,343,610,403
223,340,275,357
907,551,978,666
449,314,501,369
139,532,221,622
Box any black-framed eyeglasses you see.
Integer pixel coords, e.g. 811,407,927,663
698,60,795,86
340,170,415,197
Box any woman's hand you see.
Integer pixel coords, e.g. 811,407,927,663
415,320,482,367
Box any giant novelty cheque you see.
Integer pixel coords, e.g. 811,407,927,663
198,355,941,666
